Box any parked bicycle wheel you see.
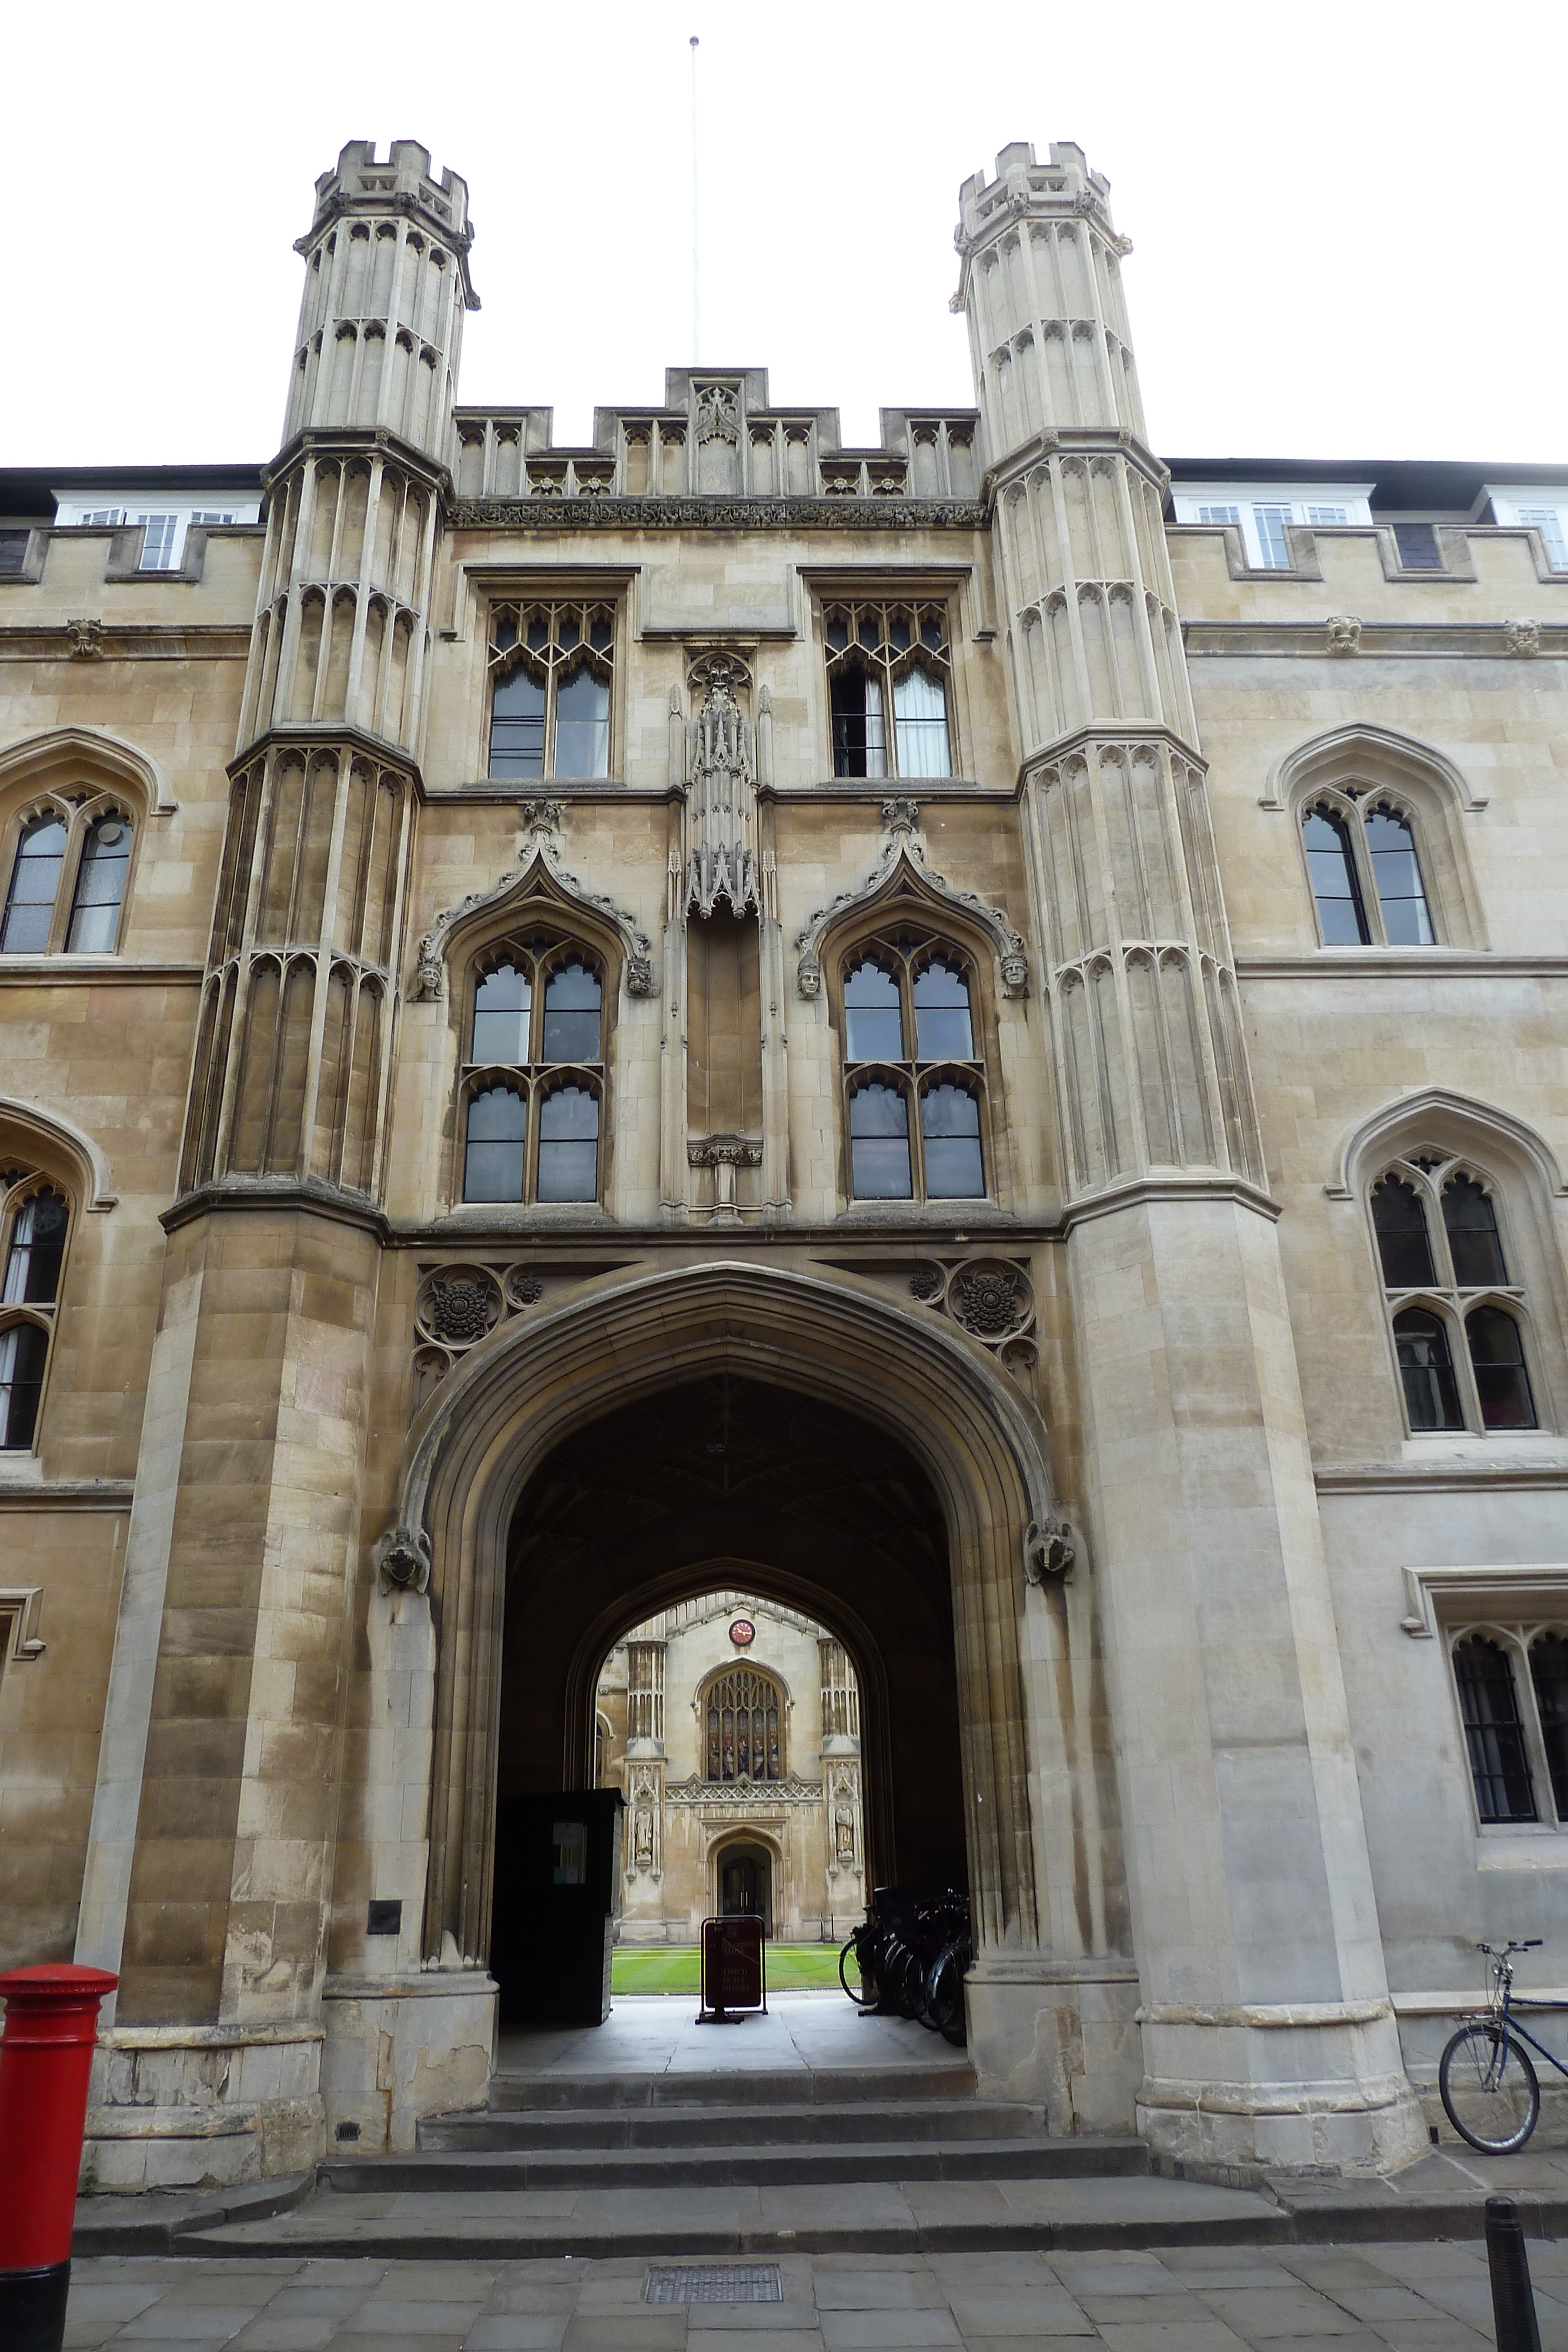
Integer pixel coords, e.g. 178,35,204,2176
924,1942,968,2045
1439,2020,1540,2153
839,1936,871,2006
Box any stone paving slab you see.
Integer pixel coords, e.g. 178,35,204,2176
56,2239,1566,2349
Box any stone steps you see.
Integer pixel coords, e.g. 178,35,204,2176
418,2093,1044,2151
480,2060,977,2110
327,2133,1148,2193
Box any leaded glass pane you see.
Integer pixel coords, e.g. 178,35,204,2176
0,1321,47,1449
1372,1175,1436,1289
537,1084,599,1201
1302,806,1369,946
1530,1634,1568,1817
912,961,973,1060
489,668,546,779
1467,1307,1536,1431
892,667,951,779
849,1083,911,1200
472,963,531,1064
843,962,904,1063
1393,1307,1463,1429
1364,806,1435,945
463,1086,526,1203
1443,1177,1508,1288
541,962,601,1063
1453,1635,1536,1822
921,1084,984,1200
1,814,69,954
66,815,132,953
2,1190,68,1305
554,669,610,780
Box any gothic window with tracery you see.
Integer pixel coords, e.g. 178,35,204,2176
840,936,985,1202
1,801,133,956
824,602,953,780
487,601,615,781
705,1666,784,1783
1301,794,1434,946
1450,1624,1568,1828
0,1174,70,1449
1370,1156,1538,1434
461,940,603,1205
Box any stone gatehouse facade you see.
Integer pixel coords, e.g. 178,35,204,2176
595,1590,866,1945
1,135,1566,2188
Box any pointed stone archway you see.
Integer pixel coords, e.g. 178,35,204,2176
385,1261,1074,2028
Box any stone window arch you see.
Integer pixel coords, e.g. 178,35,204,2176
1369,1154,1544,1434
836,931,988,1204
459,933,605,1205
0,1165,72,1450
0,792,137,957
1449,1621,1568,1829
1270,724,1485,950
703,1665,785,1783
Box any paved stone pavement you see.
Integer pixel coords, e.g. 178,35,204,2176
492,1990,973,2083
59,2239,1568,2349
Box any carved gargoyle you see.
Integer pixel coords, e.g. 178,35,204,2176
376,1524,432,1595
1023,1518,1076,1586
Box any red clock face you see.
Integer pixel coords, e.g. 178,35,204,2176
729,1617,756,1648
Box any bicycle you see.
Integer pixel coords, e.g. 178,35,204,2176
1438,1939,1565,2152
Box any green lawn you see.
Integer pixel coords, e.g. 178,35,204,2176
611,1941,846,1995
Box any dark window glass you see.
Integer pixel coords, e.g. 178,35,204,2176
0,1321,48,1449
541,962,601,1063
849,1083,912,1199
1301,805,1370,945
1372,1175,1437,1289
471,963,531,1064
2,1190,68,1305
830,667,886,779
1467,1307,1537,1431
1393,1307,1464,1429
537,1084,599,1201
1364,806,1435,945
66,814,132,952
489,668,546,779
843,961,904,1062
1443,1177,1509,1288
463,1086,526,1203
921,1084,984,1199
1393,521,1443,570
1530,1634,1568,1817
912,960,974,1060
1453,1635,1537,1823
554,668,610,780
1,814,69,954
0,533,29,579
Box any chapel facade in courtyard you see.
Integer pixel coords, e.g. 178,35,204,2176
2,136,1567,2187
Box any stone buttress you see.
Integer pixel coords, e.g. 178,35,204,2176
956,140,1424,2170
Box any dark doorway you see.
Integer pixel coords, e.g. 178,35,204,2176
489,1374,967,2010
719,1840,773,1933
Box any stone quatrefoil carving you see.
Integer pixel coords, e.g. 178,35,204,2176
906,1254,1037,1374
795,802,1029,1000
411,1262,546,1412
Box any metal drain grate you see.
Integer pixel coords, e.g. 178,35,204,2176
645,2264,783,2304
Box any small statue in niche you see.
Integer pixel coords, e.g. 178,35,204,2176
634,1803,654,1869
686,653,758,917
835,1794,856,1865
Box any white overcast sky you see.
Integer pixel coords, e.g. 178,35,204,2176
6,0,1566,472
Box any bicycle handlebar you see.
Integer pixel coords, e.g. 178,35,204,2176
1477,1939,1544,1957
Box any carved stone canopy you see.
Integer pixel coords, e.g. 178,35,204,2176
795,801,1029,998
412,803,656,1001
684,651,759,920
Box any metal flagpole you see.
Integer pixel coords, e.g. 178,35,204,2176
690,35,700,362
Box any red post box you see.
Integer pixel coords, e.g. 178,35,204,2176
0,1964,118,2352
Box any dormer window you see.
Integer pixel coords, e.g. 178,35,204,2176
1174,482,1373,569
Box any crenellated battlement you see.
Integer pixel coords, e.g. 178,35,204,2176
307,139,474,253
955,140,1119,255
